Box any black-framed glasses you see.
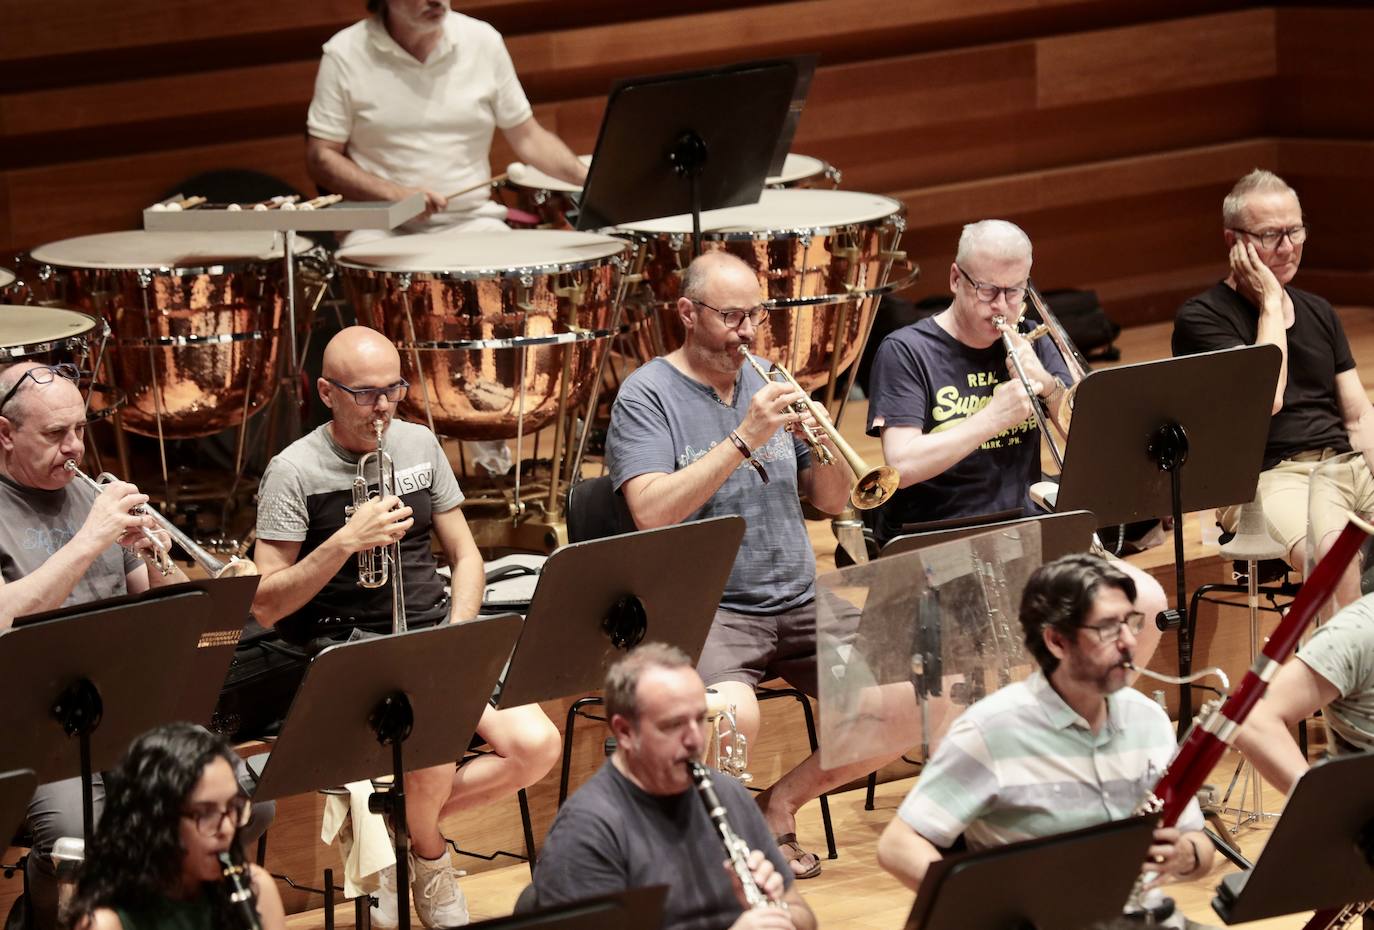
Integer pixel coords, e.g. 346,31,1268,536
1229,225,1308,250
325,378,409,407
693,300,768,330
1081,611,1147,645
0,364,84,416
181,796,251,837
955,264,1028,305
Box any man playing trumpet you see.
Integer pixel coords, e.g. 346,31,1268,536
0,359,202,930
0,360,187,628
251,326,559,928
605,251,892,880
866,219,1166,668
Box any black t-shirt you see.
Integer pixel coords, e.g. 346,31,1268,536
865,315,1069,544
532,760,793,930
1172,282,1354,469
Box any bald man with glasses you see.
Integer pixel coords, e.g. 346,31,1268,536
1173,169,1374,608
252,326,559,928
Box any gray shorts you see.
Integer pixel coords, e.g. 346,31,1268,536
696,590,859,697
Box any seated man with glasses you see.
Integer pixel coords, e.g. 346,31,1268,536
1173,169,1374,608
866,219,1166,666
0,360,189,630
251,325,559,928
878,554,1215,927
606,250,888,880
866,219,1074,548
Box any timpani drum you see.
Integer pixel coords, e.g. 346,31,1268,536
0,305,124,423
26,231,311,438
335,230,631,441
501,153,840,230
0,267,15,296
615,188,909,392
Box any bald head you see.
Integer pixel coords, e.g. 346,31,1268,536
321,326,402,382
0,361,83,426
681,251,758,305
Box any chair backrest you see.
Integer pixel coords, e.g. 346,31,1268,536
565,475,634,543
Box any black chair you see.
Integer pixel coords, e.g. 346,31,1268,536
557,477,838,863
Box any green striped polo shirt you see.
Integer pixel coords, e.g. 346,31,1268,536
897,669,1201,850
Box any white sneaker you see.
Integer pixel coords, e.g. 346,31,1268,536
368,862,398,929
409,850,469,928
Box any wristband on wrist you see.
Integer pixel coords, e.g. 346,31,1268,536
728,431,769,484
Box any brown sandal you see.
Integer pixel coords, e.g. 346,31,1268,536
774,832,822,879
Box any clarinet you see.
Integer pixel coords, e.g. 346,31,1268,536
687,761,774,910
217,849,264,930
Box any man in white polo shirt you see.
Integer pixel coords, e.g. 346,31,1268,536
877,554,1215,927
305,0,587,245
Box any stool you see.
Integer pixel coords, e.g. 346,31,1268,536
558,685,837,862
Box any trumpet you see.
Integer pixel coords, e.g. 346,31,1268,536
63,461,257,578
737,346,899,511
346,419,407,634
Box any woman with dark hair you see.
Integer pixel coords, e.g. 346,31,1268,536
65,723,284,930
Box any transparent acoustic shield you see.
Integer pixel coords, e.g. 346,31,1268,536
816,523,1042,770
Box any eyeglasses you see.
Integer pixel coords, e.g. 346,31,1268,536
0,364,84,416
693,301,769,330
1081,611,1148,645
325,378,409,407
1229,225,1308,250
956,265,1027,305
181,797,251,837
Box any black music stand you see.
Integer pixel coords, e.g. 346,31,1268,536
883,510,1096,563
904,816,1157,930
1,769,38,847
498,516,745,709
1056,345,1280,732
576,59,798,250
250,614,523,930
1212,752,1374,923
480,886,666,930
0,588,228,840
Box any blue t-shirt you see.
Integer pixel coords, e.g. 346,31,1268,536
606,357,815,615
866,315,1069,544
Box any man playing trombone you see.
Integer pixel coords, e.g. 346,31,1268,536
251,326,559,928
606,251,894,880
866,219,1166,668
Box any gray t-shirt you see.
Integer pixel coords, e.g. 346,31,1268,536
1298,594,1374,752
0,473,139,608
256,420,465,643
606,357,816,614
532,759,793,930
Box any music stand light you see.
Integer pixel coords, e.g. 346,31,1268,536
249,614,523,930
1056,344,1281,733
1212,752,1374,923
903,816,1157,930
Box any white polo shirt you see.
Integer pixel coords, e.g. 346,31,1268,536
306,11,533,235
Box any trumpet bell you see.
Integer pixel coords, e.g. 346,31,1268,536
212,558,259,579
852,464,900,511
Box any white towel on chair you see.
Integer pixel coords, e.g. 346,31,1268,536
321,781,395,899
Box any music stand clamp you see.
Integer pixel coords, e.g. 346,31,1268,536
576,59,800,254
1055,345,1281,732
1212,752,1374,924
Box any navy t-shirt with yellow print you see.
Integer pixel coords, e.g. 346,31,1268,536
866,315,1070,544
